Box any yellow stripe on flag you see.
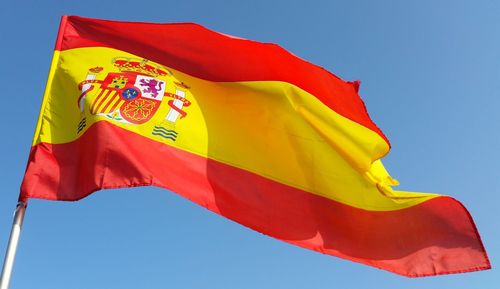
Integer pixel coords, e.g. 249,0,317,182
33,46,438,211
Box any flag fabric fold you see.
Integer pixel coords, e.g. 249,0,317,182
20,16,490,277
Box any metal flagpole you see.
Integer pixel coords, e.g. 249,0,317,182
0,202,27,289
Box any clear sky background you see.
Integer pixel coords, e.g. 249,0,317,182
1,1,499,288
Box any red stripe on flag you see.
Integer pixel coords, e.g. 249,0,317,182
20,121,490,277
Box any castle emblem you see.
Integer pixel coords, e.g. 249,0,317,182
77,57,191,141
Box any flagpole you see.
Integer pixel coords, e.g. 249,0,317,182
0,202,27,289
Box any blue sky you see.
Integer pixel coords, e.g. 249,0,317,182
1,1,498,288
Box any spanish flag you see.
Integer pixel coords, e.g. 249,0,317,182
20,16,490,277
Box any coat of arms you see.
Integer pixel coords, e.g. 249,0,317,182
76,57,191,141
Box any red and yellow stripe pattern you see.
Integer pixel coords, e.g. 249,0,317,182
90,89,124,114
20,16,490,277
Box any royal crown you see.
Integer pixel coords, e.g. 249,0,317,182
174,81,190,89
89,66,104,74
112,57,169,78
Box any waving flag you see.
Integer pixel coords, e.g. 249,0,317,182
20,16,490,277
